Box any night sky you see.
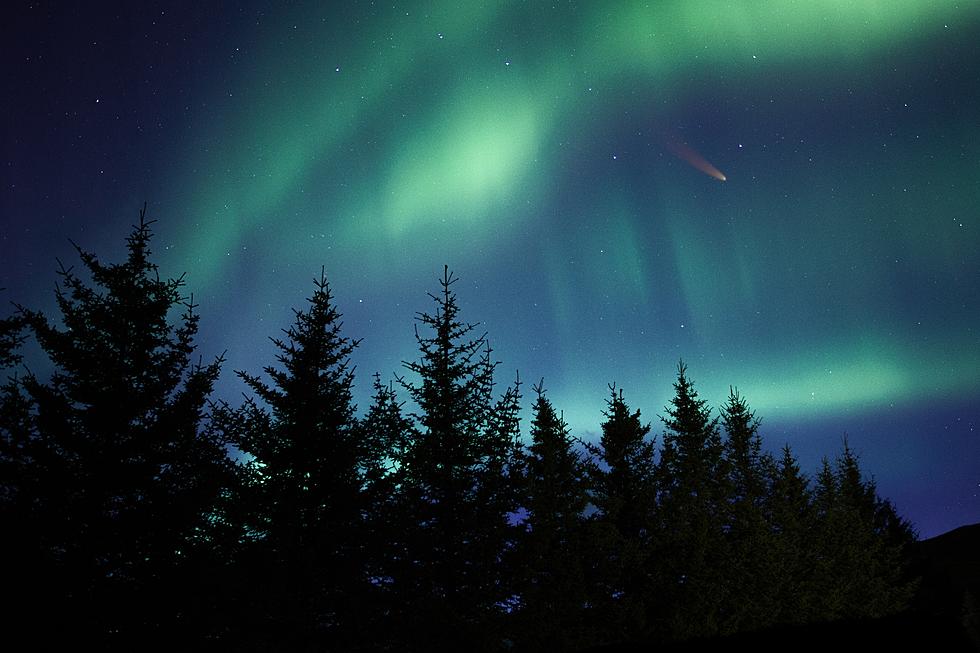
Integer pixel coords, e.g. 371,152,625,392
3,1,978,538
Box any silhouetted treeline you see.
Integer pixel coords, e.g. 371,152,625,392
0,213,919,650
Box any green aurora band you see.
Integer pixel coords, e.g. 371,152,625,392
153,0,979,427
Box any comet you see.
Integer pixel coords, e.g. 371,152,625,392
663,135,727,182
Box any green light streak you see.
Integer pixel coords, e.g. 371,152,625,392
155,0,979,421
382,82,542,236
719,337,980,419
171,0,976,280
595,1,966,76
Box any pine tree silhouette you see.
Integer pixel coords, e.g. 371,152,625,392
358,372,415,648
655,361,727,640
392,266,521,651
514,380,593,652
0,217,935,649
719,387,776,632
808,440,917,622
229,267,372,649
766,444,813,625
361,372,413,494
585,383,656,643
1,206,230,644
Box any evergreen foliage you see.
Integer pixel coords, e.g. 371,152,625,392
515,380,593,651
228,268,374,649
392,266,522,650
584,384,656,642
655,362,728,640
767,444,813,624
808,441,918,622
0,220,925,650
358,372,415,644
0,207,231,644
719,387,777,632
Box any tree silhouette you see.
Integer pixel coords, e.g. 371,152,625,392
808,440,918,622
719,387,776,632
229,268,373,649
1,207,230,644
0,223,928,648
357,372,415,647
766,444,813,625
361,373,413,497
515,380,593,652
392,266,522,651
586,384,656,642
655,361,727,640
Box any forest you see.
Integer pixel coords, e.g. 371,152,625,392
0,210,921,651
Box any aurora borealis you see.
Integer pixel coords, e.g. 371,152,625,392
3,1,978,537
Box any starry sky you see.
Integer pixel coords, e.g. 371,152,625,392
2,1,978,538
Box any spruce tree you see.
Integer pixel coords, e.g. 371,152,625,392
2,208,230,643
393,266,521,651
655,361,727,640
357,373,415,647
586,384,656,642
808,455,841,621
515,380,592,652
361,373,413,497
719,387,775,632
721,388,766,517
766,444,812,624
230,268,371,649
808,441,917,622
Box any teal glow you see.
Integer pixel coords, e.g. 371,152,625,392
5,0,979,538
144,0,980,424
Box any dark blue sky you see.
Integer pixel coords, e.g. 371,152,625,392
2,1,978,537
